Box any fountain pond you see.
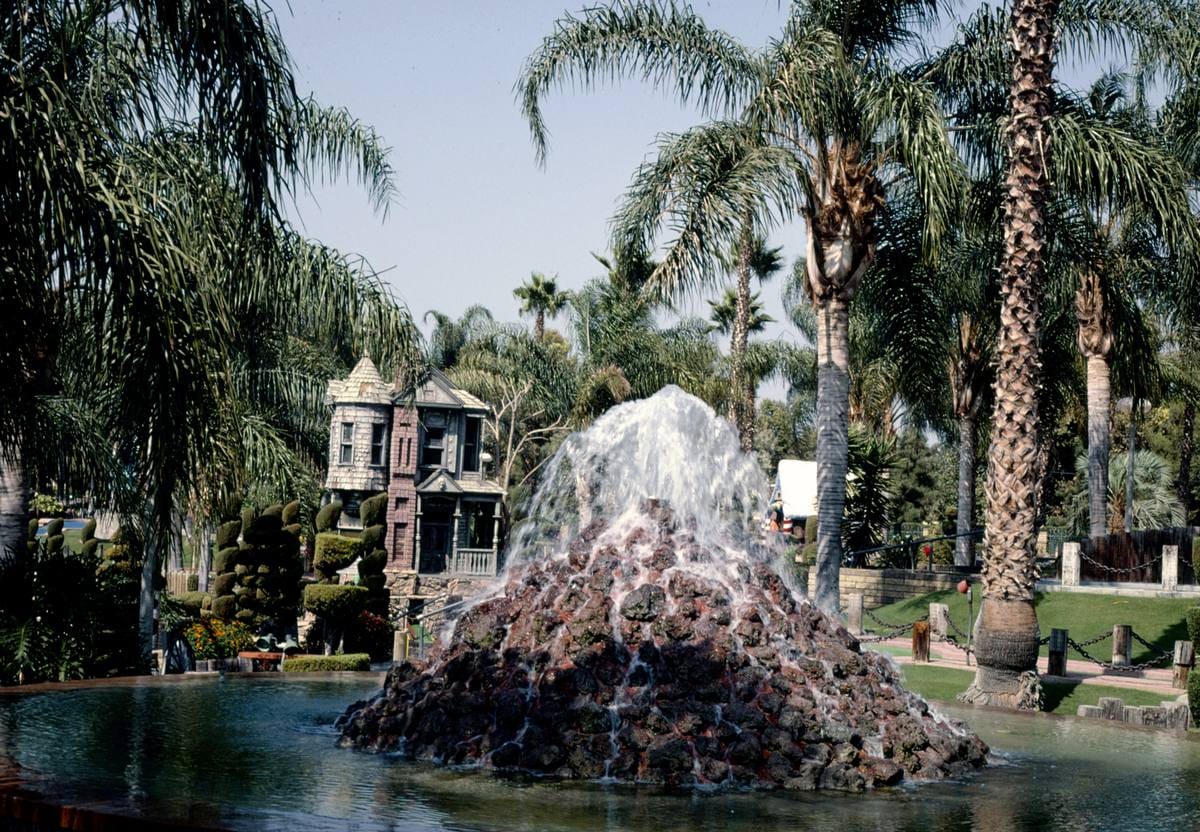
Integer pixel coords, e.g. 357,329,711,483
1,674,1199,831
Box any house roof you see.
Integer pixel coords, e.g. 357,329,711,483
416,468,506,497
325,354,391,406
397,368,492,414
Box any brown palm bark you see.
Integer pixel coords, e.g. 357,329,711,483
1179,402,1194,521
1076,271,1114,539
729,222,755,452
534,310,545,340
805,143,882,615
0,452,29,559
960,0,1060,711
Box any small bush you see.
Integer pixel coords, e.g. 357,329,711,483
314,533,362,574
1193,536,1200,578
1190,667,1200,729
240,507,255,533
358,549,387,577
802,542,817,563
213,545,240,574
344,610,394,661
81,519,97,542
45,518,64,538
304,583,369,622
184,618,254,660
804,517,818,545
29,492,64,517
315,501,342,533
174,591,209,616
262,503,283,518
359,524,384,554
1186,608,1200,647
359,493,388,528
282,653,370,672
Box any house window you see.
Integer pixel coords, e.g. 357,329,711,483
421,426,445,468
369,423,387,467
338,422,354,465
463,416,482,472
463,502,495,549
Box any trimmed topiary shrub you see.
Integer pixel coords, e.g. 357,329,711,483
262,503,283,518
304,584,369,621
315,501,342,533
801,542,817,563
216,520,241,548
282,500,301,526
804,517,818,545
213,546,239,574
45,518,63,538
209,505,304,632
79,519,99,559
282,653,370,672
314,533,362,579
1193,536,1200,579
174,591,209,616
186,572,200,592
355,493,390,615
359,493,388,528
81,519,97,542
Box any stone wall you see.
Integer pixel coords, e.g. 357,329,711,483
806,567,975,609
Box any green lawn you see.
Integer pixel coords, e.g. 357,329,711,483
900,664,1178,714
868,589,1195,664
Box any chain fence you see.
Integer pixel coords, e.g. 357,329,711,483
1078,550,1163,576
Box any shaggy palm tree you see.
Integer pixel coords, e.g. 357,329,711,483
0,2,404,658
1070,449,1185,533
425,306,495,369
518,0,963,614
924,0,1198,708
514,272,570,340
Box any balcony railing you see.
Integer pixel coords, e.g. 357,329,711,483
418,547,498,577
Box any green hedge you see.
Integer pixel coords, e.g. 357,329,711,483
1187,608,1200,647
804,517,818,545
282,500,301,526
314,533,362,574
282,653,371,672
359,493,388,528
303,583,369,621
1190,666,1200,728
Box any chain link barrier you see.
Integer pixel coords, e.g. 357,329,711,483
1078,550,1163,576
1066,632,1175,673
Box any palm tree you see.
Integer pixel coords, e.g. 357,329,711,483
518,0,963,615
513,272,570,339
1070,449,1185,533
1,3,403,659
424,305,495,369
708,288,774,336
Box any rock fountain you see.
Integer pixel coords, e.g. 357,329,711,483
339,387,987,790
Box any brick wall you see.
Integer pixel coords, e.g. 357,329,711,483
386,402,420,573
806,567,974,609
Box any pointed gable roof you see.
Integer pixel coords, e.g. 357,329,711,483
325,354,391,406
416,467,464,495
396,368,491,413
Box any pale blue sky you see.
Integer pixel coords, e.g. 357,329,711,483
277,2,1104,394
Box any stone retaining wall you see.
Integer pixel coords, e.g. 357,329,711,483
806,567,975,609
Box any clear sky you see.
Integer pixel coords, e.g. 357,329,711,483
277,1,807,371
276,2,1101,399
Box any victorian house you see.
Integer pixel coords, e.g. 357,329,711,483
324,356,506,589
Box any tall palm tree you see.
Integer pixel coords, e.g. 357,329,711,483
514,272,570,340
1,2,403,658
518,0,963,615
708,288,774,336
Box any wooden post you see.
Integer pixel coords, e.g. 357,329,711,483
929,603,949,642
1047,628,1069,676
847,593,865,635
1112,624,1132,667
912,620,930,662
1163,545,1179,591
1173,640,1194,690
1062,541,1081,586
393,629,405,663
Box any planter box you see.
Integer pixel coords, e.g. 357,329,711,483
193,658,242,673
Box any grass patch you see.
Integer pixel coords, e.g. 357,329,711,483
900,664,1178,714
869,589,1194,664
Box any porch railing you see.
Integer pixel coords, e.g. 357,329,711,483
447,548,497,576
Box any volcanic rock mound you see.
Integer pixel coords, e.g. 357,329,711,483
338,388,987,790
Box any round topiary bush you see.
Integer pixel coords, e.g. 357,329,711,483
282,500,301,526
1189,665,1200,729
359,493,388,529
216,520,241,549
314,533,362,577
304,584,370,622
1186,608,1200,647
315,501,343,533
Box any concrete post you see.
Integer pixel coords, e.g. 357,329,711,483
393,629,406,663
1174,640,1194,690
1163,545,1179,591
1062,541,1081,587
1112,624,1132,667
929,603,949,642
1047,628,1068,676
847,593,865,635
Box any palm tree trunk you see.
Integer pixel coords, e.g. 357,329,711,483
1085,355,1111,538
960,0,1059,711
729,224,754,451
813,295,851,615
535,311,545,340
1179,402,1195,521
955,416,976,567
0,451,29,559
196,521,212,593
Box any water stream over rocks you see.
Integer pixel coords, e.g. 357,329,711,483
338,387,987,790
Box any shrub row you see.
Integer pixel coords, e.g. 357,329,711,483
282,653,371,672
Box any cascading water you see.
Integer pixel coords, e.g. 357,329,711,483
339,387,987,790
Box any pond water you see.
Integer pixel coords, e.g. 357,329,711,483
0,674,1196,831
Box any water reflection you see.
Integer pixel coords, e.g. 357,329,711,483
0,677,1196,832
